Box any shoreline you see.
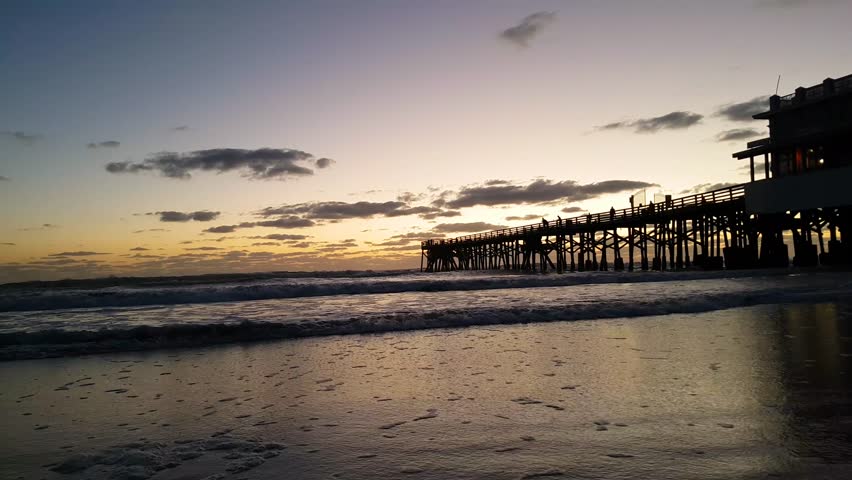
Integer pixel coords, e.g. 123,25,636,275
3,304,852,479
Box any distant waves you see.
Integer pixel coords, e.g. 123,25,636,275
0,268,801,312
1,271,849,360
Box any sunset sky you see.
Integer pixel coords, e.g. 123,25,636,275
2,0,851,283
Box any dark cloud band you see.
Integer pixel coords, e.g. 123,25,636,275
257,201,450,220
441,179,657,209
155,211,221,222
432,222,508,233
204,216,315,234
715,128,763,142
715,96,768,122
106,148,333,180
597,111,703,133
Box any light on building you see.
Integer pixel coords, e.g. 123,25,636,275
785,210,791,215
819,158,825,164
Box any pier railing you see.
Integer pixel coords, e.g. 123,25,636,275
422,184,745,247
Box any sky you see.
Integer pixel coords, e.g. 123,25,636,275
2,0,851,283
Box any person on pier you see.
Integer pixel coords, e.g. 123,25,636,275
610,207,615,220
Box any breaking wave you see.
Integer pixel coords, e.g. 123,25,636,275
0,268,801,312
1,271,849,360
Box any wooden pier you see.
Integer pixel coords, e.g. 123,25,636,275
422,73,852,273
421,184,850,273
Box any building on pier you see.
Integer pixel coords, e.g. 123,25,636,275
734,74,852,266
421,73,852,273
735,74,852,182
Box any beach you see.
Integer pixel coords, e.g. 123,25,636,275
4,2,852,478
3,294,852,479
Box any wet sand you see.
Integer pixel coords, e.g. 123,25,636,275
3,302,852,480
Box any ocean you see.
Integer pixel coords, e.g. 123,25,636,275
2,269,852,479
1,269,850,360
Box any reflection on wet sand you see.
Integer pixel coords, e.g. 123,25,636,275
775,303,852,465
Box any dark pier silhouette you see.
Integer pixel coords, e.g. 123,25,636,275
421,74,852,273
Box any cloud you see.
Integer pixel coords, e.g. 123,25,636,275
715,128,764,142
257,201,446,220
499,11,556,47
561,206,584,214
419,210,461,220
484,179,511,186
105,148,332,180
87,140,121,149
132,228,168,233
48,251,109,257
0,176,9,182
597,111,703,133
739,161,766,174
315,157,335,169
368,231,446,247
203,216,314,234
0,131,42,145
254,234,309,241
397,192,425,203
679,182,740,195
172,125,190,131
442,179,658,209
18,223,59,232
392,232,442,240
154,210,221,222
1,242,15,246
129,247,149,251
715,96,767,121
505,214,542,221
185,246,221,251
320,239,358,250
203,225,241,234
369,238,417,247
432,222,508,233
256,217,316,228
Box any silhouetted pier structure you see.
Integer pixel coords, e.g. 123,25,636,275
421,73,852,272
421,185,757,272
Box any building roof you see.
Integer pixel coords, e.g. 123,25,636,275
753,74,852,120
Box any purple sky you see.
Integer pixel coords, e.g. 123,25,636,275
1,0,851,282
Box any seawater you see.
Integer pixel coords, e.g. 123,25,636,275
1,269,851,359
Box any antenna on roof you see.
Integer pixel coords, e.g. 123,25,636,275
775,75,781,95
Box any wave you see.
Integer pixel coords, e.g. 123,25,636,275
0,268,414,290
1,280,846,361
0,268,802,312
